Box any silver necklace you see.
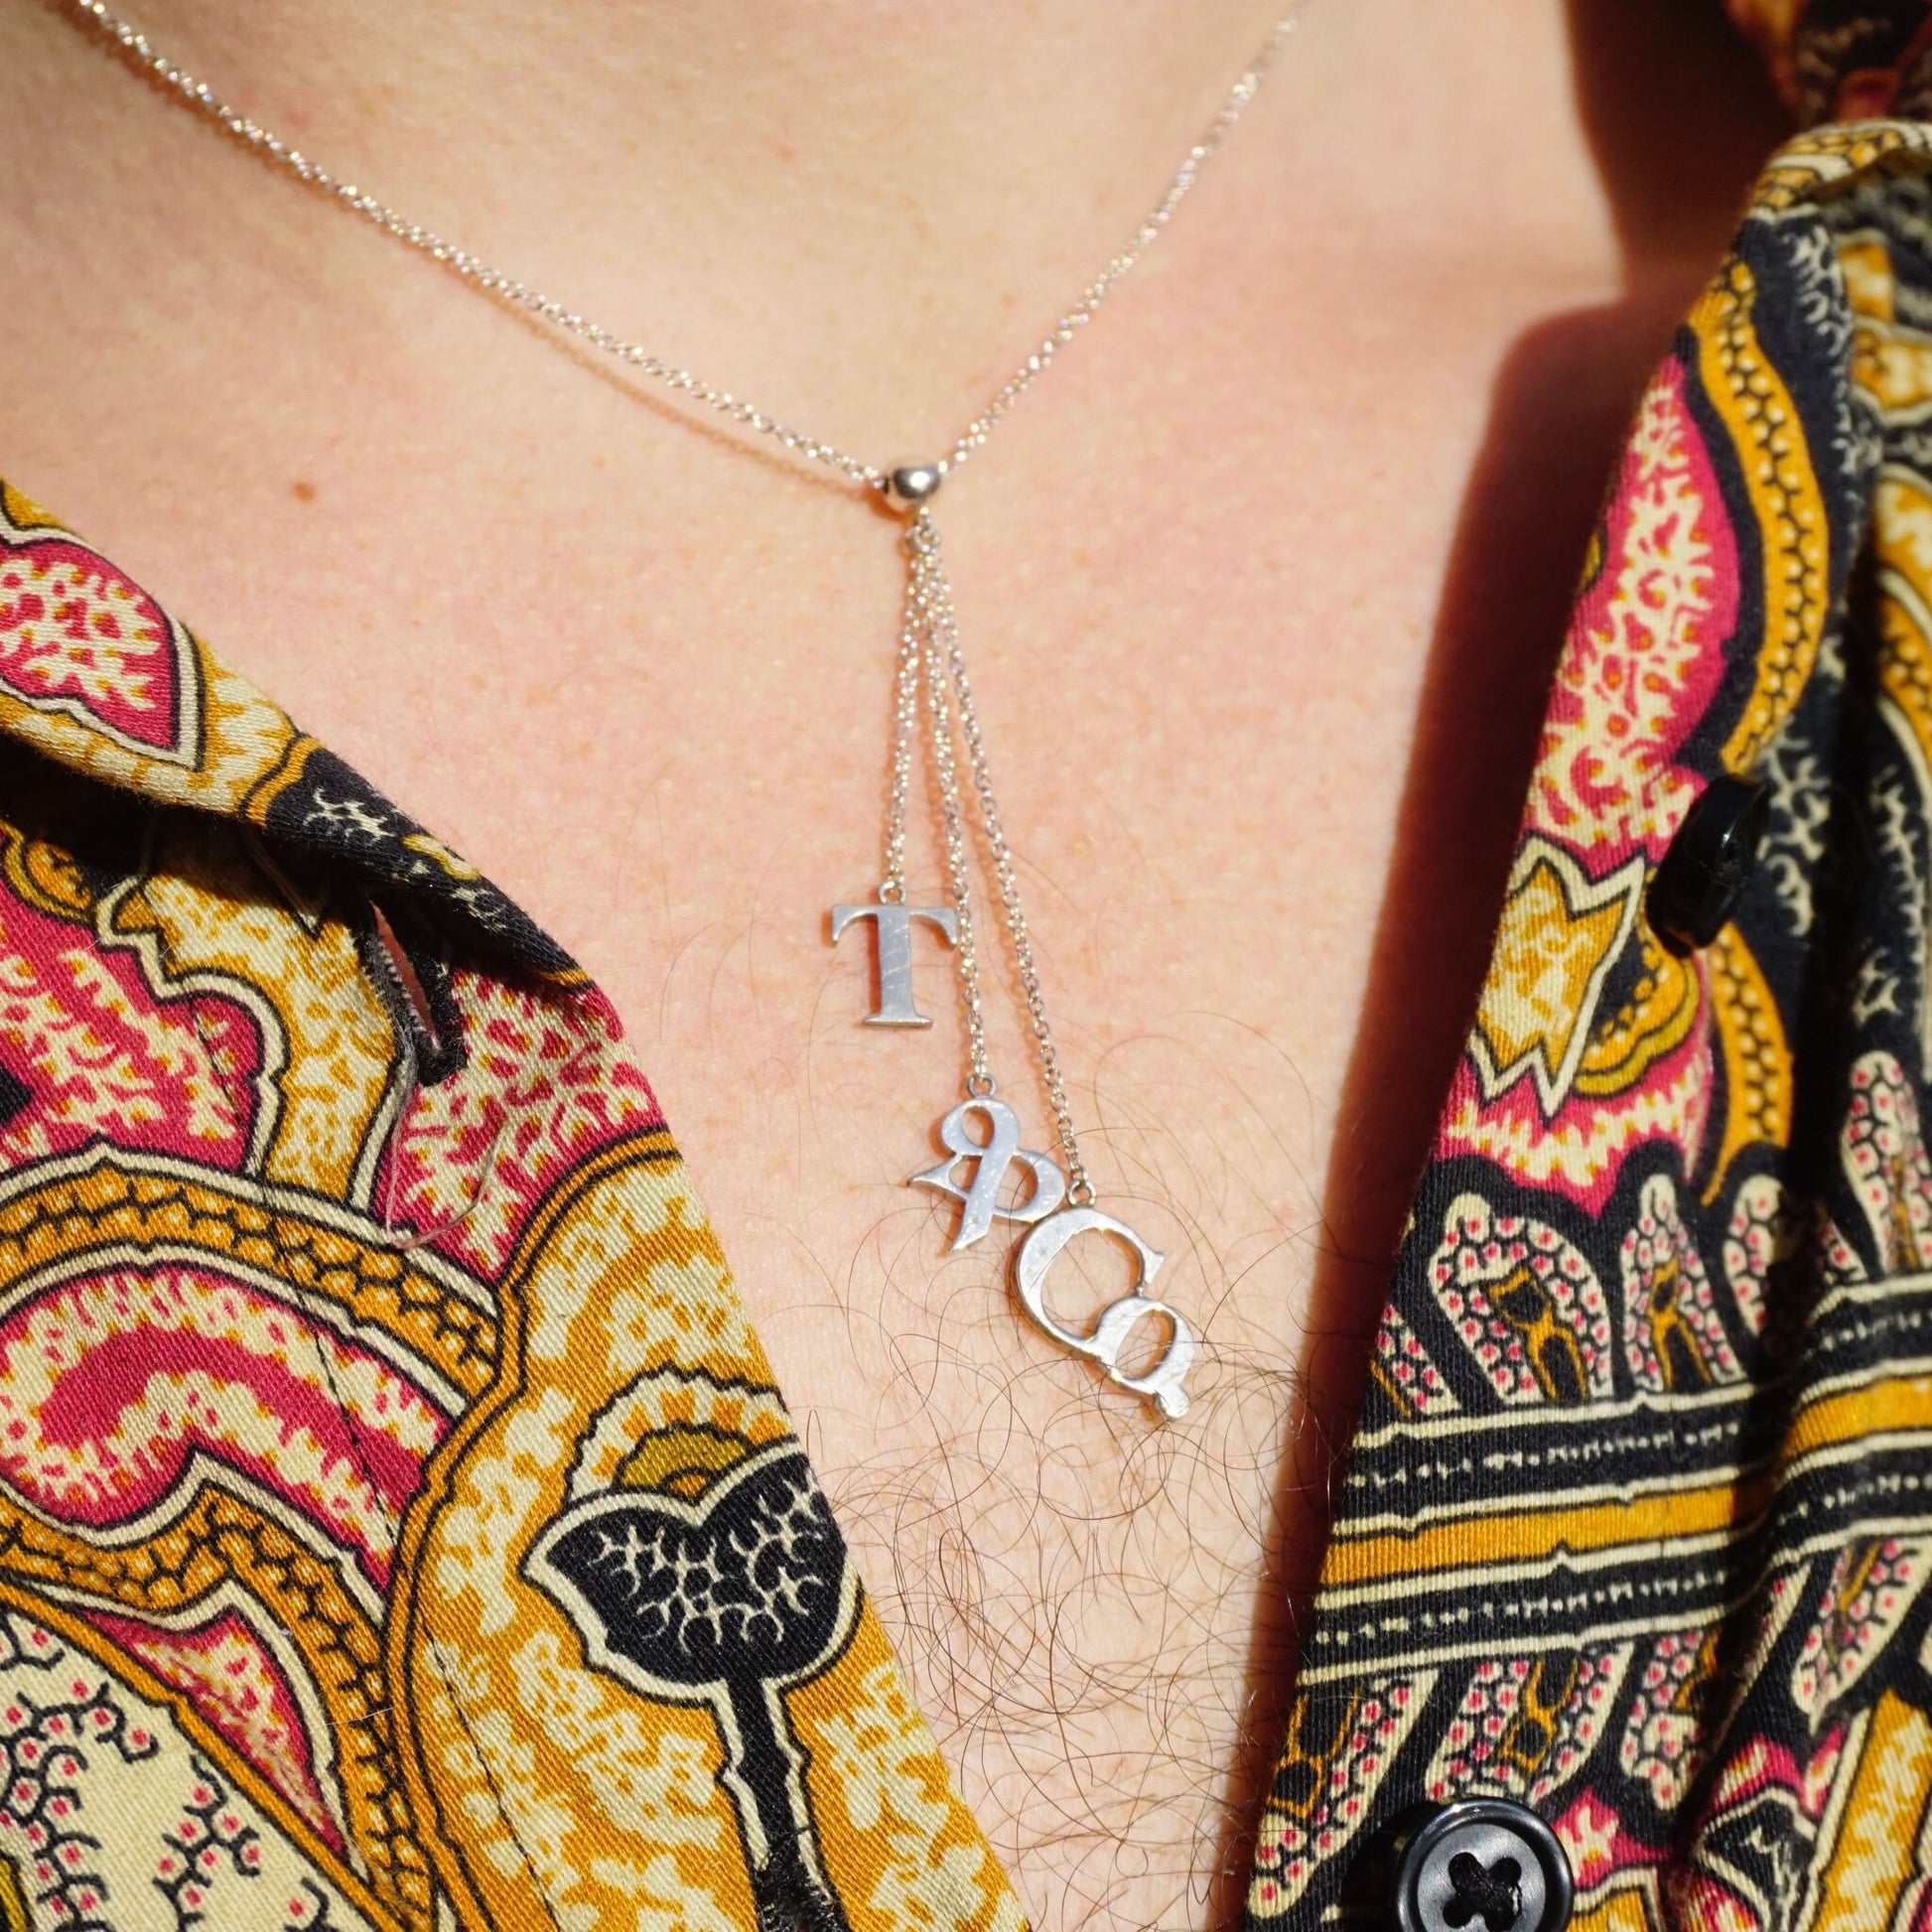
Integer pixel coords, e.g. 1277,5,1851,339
63,0,1309,1420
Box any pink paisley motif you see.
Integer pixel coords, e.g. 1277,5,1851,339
1533,355,1739,859
0,859,258,1170
1436,357,1736,1210
0,538,189,755
1669,1733,1830,1931
1247,1678,1431,1914
1439,1034,1715,1217
376,975,664,1275
0,1264,449,1587
1426,1194,1616,1404
88,1607,342,1849
1552,1789,1662,1893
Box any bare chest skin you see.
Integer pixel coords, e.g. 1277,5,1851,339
0,5,1782,1922
0,270,1635,1926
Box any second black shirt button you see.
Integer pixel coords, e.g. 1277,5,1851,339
1646,772,1771,955
1388,1799,1574,1932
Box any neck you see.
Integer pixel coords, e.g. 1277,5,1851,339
28,0,1780,460
97,1,1289,206
95,1,1302,283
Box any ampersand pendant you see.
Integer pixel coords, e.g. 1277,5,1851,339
1013,1205,1195,1419
909,1096,1065,1251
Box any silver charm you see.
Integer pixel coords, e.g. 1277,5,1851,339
1013,1206,1195,1419
910,1096,1065,1251
829,900,958,1027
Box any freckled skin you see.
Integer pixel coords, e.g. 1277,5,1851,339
0,2,1782,1923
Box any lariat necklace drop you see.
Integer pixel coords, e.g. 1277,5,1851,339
63,0,1309,1419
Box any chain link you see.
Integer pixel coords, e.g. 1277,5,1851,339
937,10,1307,483
879,587,924,904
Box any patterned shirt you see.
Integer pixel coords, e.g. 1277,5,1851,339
4,6,1932,1930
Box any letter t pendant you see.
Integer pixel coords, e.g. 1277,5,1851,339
829,899,959,1027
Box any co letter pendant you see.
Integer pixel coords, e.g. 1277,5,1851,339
1013,1206,1195,1419
908,1096,1195,1419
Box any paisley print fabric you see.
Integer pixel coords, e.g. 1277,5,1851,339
9,7,1932,1931
1251,30,1932,1932
0,515,1022,1925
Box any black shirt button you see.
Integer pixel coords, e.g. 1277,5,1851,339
1646,772,1771,955
1389,1800,1574,1932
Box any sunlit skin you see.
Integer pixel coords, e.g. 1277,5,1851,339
0,3,1784,1924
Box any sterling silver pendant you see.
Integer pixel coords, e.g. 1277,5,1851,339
829,899,957,1027
831,487,1207,1421
909,1096,1194,1418
1013,1205,1194,1419
909,1096,1064,1250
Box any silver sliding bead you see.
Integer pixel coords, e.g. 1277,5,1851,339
884,463,944,512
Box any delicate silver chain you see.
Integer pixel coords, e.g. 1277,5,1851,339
880,592,924,905
59,0,1305,1213
926,12,1305,481
909,519,995,1099
908,513,1094,1202
60,0,1306,497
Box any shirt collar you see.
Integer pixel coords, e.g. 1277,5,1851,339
0,480,584,985
1728,0,1932,122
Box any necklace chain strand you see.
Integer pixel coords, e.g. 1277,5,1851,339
64,0,1306,495
907,513,1093,1203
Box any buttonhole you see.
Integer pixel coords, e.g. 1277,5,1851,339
357,900,468,1085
